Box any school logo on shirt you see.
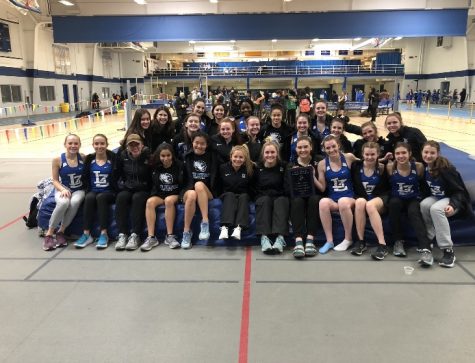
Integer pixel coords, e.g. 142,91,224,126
242,173,246,178
362,182,376,195
93,171,109,188
426,181,445,196
68,174,83,188
194,160,208,172
266,132,282,144
159,173,173,184
331,178,348,192
396,183,414,195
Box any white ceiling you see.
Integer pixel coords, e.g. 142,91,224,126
47,0,470,16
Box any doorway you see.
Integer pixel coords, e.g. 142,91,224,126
62,84,70,103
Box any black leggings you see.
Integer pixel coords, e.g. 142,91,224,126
255,195,289,236
83,191,115,231
115,190,149,235
220,192,249,228
290,195,322,239
388,197,431,249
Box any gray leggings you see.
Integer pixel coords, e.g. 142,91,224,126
49,190,85,230
420,196,457,249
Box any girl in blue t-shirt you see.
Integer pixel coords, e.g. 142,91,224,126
43,134,85,251
315,135,358,254
74,134,116,249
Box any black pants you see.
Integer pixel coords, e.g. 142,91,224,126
115,190,149,235
290,195,322,238
83,191,115,231
388,197,431,249
369,106,377,121
287,109,296,127
255,195,289,236
220,192,249,228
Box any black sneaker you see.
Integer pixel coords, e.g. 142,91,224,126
351,240,366,256
393,240,407,257
418,249,434,267
371,245,389,260
439,248,456,268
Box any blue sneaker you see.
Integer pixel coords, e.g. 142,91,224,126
96,234,109,249
199,222,210,240
319,241,334,254
74,233,94,249
181,231,193,249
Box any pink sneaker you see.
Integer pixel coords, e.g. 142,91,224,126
43,235,56,251
55,232,68,248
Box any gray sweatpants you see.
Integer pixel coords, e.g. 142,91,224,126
49,190,85,230
420,196,457,249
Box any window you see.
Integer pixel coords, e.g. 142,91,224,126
0,22,12,52
101,87,110,99
321,50,331,56
353,50,363,55
1,85,22,103
53,45,71,75
39,86,55,101
436,36,444,47
338,50,349,56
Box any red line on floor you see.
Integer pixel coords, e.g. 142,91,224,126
0,214,26,232
239,246,252,363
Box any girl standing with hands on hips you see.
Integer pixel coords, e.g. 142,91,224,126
315,135,358,254
420,141,474,267
43,134,85,251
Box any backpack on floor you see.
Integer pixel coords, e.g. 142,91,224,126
23,196,39,228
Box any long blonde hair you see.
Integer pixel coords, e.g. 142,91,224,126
230,145,254,176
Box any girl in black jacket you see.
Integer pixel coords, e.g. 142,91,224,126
74,134,117,249
114,134,152,251
385,112,427,162
218,145,254,241
143,143,183,251
172,113,201,160
151,106,175,149
420,140,474,268
352,121,391,161
329,117,352,153
350,142,390,260
210,118,243,164
121,108,155,151
181,131,218,249
253,141,290,254
242,115,262,163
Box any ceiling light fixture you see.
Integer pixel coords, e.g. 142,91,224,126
210,0,219,3
394,36,403,40
230,40,236,43
59,0,75,5
134,0,147,4
350,38,375,50
353,37,361,41
189,40,196,44
312,38,319,42
271,39,278,43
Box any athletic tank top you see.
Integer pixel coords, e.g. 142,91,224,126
390,162,419,199
89,159,113,193
424,166,446,198
325,153,354,201
360,166,380,200
59,153,84,192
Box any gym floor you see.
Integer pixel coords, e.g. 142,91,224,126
1,112,475,362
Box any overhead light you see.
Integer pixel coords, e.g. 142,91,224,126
230,40,236,43
394,36,403,40
189,40,196,44
134,0,147,4
350,38,375,50
271,39,278,43
312,38,319,42
59,0,75,5
210,0,218,3
353,37,361,41
284,0,293,2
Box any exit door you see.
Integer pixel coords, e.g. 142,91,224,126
62,84,70,103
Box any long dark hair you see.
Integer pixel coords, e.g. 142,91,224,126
122,108,152,146
153,106,175,139
151,142,176,167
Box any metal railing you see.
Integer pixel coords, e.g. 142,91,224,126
153,64,404,77
399,100,475,122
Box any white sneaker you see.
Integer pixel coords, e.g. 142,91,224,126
230,226,242,240
125,233,140,250
218,226,229,240
334,239,352,251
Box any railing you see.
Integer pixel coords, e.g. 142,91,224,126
399,100,475,122
153,64,404,77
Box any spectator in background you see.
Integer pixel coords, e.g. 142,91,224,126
459,88,467,108
368,87,379,121
174,92,189,126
